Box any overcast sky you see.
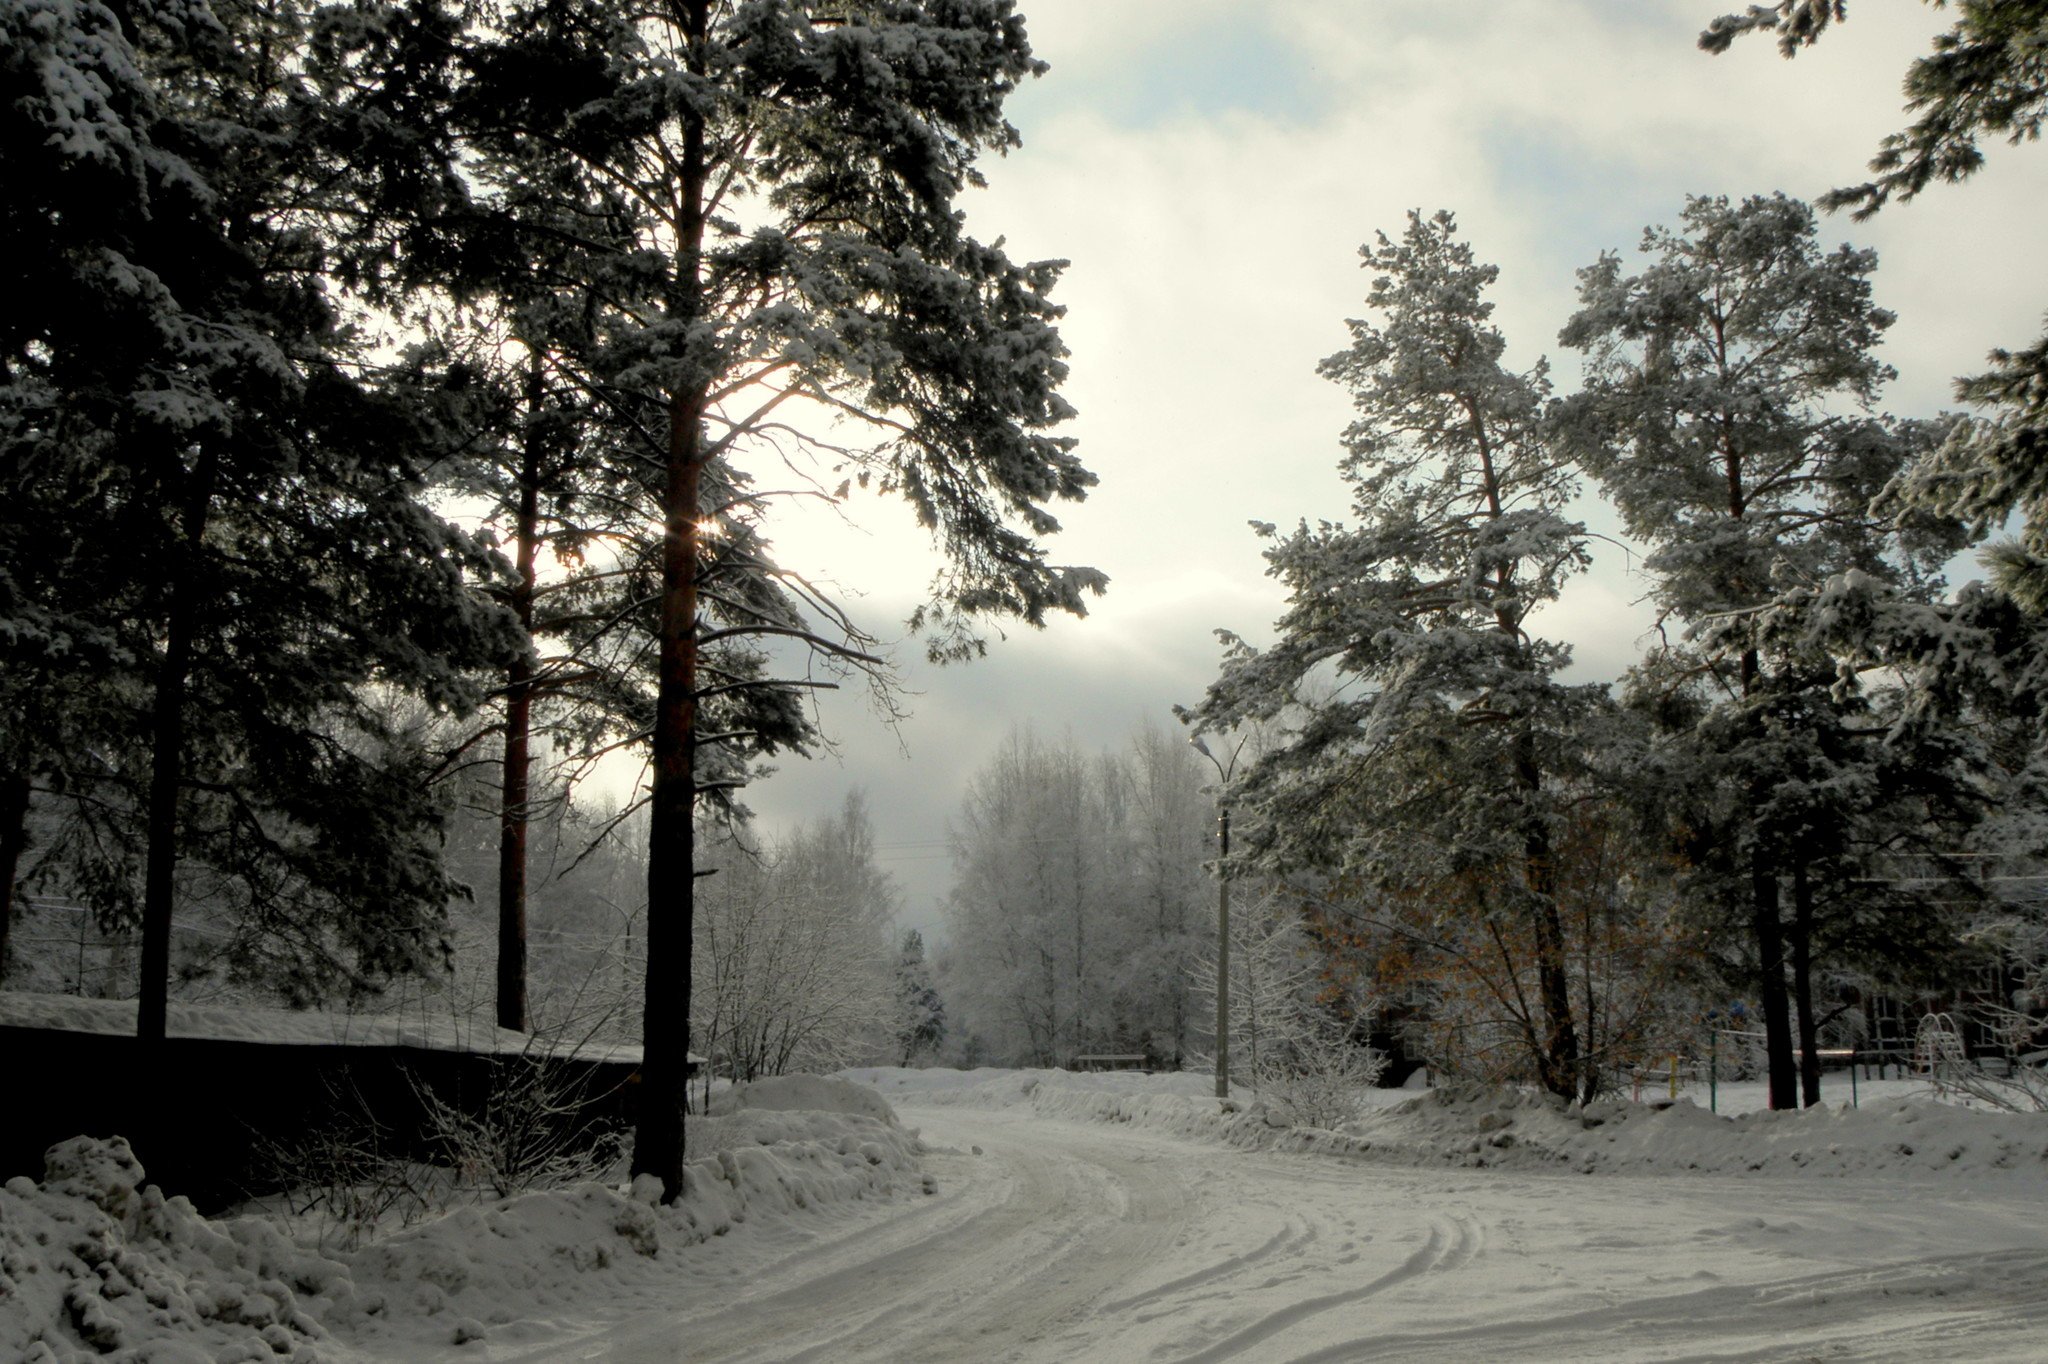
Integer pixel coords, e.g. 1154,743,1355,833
728,1,2048,939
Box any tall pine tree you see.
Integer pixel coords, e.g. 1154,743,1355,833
1703,0,2048,610
1555,193,1960,1108
450,0,1100,1201
1188,211,1605,1101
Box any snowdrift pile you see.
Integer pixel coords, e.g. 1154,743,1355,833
2,1088,924,1360
708,1073,901,1126
851,1066,2048,1181
0,1136,348,1362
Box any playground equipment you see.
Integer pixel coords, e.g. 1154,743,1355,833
1628,1054,1688,1104
1913,1012,1970,1098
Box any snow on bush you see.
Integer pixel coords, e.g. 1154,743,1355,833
342,1181,669,1337
672,1106,927,1230
1344,1084,2048,1180
1260,1027,1387,1130
2,1097,924,1358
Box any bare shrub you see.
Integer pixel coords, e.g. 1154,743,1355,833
250,1044,625,1249
411,1051,625,1199
1263,1025,1387,1130
247,1076,448,1253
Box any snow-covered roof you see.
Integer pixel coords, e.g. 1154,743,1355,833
0,991,698,1065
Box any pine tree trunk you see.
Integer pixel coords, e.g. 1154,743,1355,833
1751,859,1799,1109
1733,629,1798,1109
140,628,195,1044
1792,862,1821,1107
633,1,711,1203
495,357,544,1035
1474,411,1581,1101
0,768,31,981
496,680,532,1032
1515,732,1580,1101
635,391,705,1201
1580,908,1602,1105
139,449,216,1046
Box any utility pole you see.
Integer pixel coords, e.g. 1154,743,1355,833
1190,734,1244,1101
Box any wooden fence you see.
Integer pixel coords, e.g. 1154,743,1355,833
0,1025,642,1213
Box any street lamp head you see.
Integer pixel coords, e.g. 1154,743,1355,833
1189,734,1213,760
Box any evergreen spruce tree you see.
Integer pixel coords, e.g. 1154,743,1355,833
0,0,181,979
0,0,518,1048
894,928,945,1065
1186,211,1605,1102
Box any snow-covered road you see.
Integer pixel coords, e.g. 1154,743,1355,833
513,1103,2048,1363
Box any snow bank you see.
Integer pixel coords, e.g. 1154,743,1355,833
667,1104,927,1224
841,1065,1221,1105
858,1067,2048,1182
345,1099,923,1348
709,1073,901,1126
1,1136,351,1362
3,1099,924,1358
1331,1085,2048,1180
342,1182,668,1341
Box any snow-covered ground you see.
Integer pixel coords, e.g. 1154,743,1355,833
5,1067,2046,1361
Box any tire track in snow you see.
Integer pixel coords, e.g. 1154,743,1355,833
1437,1212,1483,1271
1099,1218,1314,1316
499,1135,1031,1364
685,1146,1083,1361
486,1101,2048,1364
598,1114,1197,1363
894,1136,1192,1364
1277,1246,2048,1363
1176,1214,1484,1364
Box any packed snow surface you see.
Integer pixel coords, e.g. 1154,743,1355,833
6,1066,2046,1360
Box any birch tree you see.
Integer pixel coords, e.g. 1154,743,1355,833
945,730,1111,1064
693,795,896,1081
943,725,1210,1066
